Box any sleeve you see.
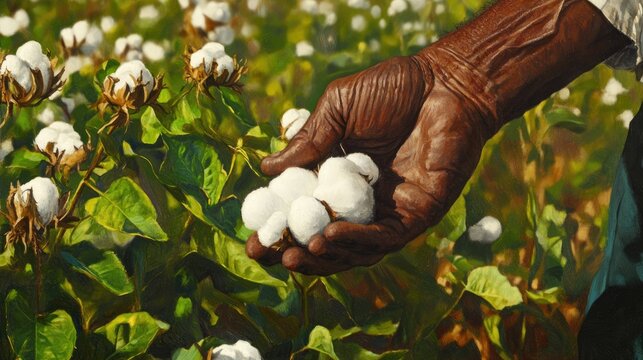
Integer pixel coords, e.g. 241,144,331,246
587,0,643,76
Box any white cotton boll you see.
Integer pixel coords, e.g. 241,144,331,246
0,139,14,162
369,39,380,52
435,3,445,15
241,187,287,231
0,16,19,37
407,0,426,11
280,108,303,128
371,5,381,18
295,41,314,57
142,41,165,62
288,196,331,246
80,26,103,55
257,211,287,247
269,167,318,205
0,55,33,92
348,0,370,9
19,177,60,226
114,37,128,56
127,34,143,49
63,56,92,78
468,216,502,244
215,54,234,80
379,19,387,29
602,78,626,105
317,157,360,184
190,49,214,73
191,6,207,30
101,16,115,32
55,133,84,157
60,28,75,48
557,87,570,101
114,60,154,93
345,153,379,185
284,118,306,140
13,9,30,29
203,2,232,23
34,127,59,150
388,0,408,16
139,5,159,20
617,110,635,129
72,20,90,42
212,340,262,360
313,173,374,224
212,25,235,45
16,41,52,91
48,121,76,134
299,0,319,14
202,42,226,58
178,0,191,9
37,108,55,125
125,49,143,61
351,15,367,32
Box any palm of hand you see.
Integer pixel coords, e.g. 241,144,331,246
247,56,487,275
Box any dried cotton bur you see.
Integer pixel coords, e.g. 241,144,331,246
34,121,90,178
185,41,247,96
242,153,379,249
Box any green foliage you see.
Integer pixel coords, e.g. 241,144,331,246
0,0,640,359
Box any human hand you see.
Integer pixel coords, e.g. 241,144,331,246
246,53,496,275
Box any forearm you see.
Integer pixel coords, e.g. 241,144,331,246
415,0,631,132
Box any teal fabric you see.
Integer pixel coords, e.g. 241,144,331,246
588,104,643,308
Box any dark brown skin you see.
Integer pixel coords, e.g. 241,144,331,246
246,0,632,275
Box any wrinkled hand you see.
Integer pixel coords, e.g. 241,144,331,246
246,54,493,275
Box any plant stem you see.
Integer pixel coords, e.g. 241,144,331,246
34,242,42,315
291,272,310,329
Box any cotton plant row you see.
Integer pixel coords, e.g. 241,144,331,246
242,108,378,247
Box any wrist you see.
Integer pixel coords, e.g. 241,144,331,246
415,0,630,131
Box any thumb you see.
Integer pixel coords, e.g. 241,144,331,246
261,87,345,176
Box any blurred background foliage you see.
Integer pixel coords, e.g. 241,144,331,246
0,0,642,359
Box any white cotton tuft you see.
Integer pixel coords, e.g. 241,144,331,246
211,340,261,360
60,28,75,48
13,9,30,29
0,55,33,92
210,25,235,45
16,41,52,90
142,41,165,62
55,134,84,156
313,172,374,224
139,5,159,20
80,26,103,55
111,60,154,94
269,167,318,205
468,216,502,244
19,177,59,226
316,157,360,183
190,49,215,73
34,127,59,150
388,0,408,16
281,108,310,140
48,121,75,134
241,187,287,230
0,16,19,37
37,108,55,125
101,16,115,32
0,139,13,162
215,54,234,80
288,196,330,246
345,153,379,185
257,211,287,247
351,15,367,32
72,20,89,43
35,121,83,158
202,42,226,58
295,41,314,57
602,78,626,105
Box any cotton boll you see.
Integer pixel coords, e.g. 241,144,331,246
0,16,19,37
317,157,360,184
215,54,234,80
212,340,262,360
370,5,381,18
101,16,115,32
468,216,502,244
284,118,305,140
19,177,59,226
288,196,331,246
48,121,76,134
127,34,144,49
0,55,33,92
351,15,367,32
313,174,374,224
190,49,214,73
114,60,154,94
72,20,90,42
203,2,232,23
212,25,234,45
257,211,287,247
13,9,30,29
142,41,165,62
16,41,52,90
269,167,318,205
202,42,226,58
34,127,59,150
55,134,84,157
618,109,635,129
241,187,287,231
114,37,128,56
345,153,379,185
139,5,159,20
299,0,318,14
280,109,302,129
191,6,207,30
0,139,14,162
80,26,103,55
295,41,314,57
37,108,55,125
387,0,408,16
60,28,75,48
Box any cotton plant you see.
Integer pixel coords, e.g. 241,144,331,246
0,9,30,37
34,121,89,177
98,60,163,131
242,153,379,247
185,41,247,95
59,20,104,57
210,340,262,360
468,216,503,244
0,41,64,128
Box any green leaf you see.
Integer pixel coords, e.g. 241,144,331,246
321,276,352,313
95,312,170,360
5,290,77,360
483,314,512,360
61,242,134,296
96,59,120,84
210,232,286,287
140,107,163,144
545,108,586,133
161,135,226,207
171,345,202,360
86,177,168,241
305,326,339,360
218,87,254,128
4,149,47,170
465,266,523,310
526,287,563,305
